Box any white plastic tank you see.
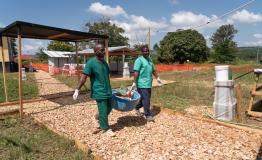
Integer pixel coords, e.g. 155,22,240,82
215,65,229,81
213,81,236,121
22,68,27,81
123,62,130,78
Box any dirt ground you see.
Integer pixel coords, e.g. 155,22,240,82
1,70,262,159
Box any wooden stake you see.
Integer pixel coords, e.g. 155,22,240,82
75,42,79,78
18,26,23,117
236,83,245,122
0,37,8,102
148,27,150,49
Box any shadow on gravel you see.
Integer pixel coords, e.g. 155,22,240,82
151,106,161,116
40,92,92,106
29,93,93,115
110,116,147,132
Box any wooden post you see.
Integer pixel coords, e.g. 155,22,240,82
75,42,79,78
18,26,23,117
0,37,8,102
248,73,259,112
236,83,245,122
105,39,109,64
148,27,150,49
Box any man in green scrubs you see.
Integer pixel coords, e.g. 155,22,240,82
132,45,162,121
73,43,115,136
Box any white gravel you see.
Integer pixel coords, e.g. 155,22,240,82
2,71,262,159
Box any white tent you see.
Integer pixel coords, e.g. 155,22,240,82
43,50,72,68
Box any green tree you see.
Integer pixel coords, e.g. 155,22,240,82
210,24,238,63
133,43,145,51
85,18,129,47
158,29,209,64
35,47,48,63
47,41,75,52
10,38,17,56
153,43,159,51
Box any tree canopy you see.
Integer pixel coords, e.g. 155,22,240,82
210,24,238,63
10,38,17,56
35,47,48,63
85,18,129,47
47,41,75,52
157,29,209,64
133,43,145,51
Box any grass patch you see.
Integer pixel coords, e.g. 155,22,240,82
0,115,93,160
0,73,38,103
153,69,214,111
54,64,259,112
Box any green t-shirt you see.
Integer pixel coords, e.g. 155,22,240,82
133,56,155,88
83,57,112,100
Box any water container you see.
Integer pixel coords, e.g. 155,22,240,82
213,80,236,121
215,65,229,81
123,62,129,68
112,90,141,111
123,62,130,78
22,68,27,81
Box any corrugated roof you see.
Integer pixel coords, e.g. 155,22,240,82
43,50,70,58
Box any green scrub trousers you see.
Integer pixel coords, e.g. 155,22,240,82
96,98,112,129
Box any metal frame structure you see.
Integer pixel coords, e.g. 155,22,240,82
0,21,109,117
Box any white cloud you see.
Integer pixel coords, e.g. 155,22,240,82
228,9,262,24
110,16,167,45
169,11,227,31
244,40,262,46
22,40,47,55
89,2,126,17
254,33,262,39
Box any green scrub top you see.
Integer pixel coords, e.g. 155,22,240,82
83,57,112,100
133,56,155,88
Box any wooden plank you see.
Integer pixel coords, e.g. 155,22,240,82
247,111,262,118
48,33,69,39
0,109,19,116
236,83,245,122
252,91,262,96
18,27,23,117
0,38,8,102
248,74,259,112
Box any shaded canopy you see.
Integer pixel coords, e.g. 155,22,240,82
0,21,108,42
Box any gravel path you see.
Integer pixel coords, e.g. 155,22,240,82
35,70,73,95
23,97,262,160
3,71,262,159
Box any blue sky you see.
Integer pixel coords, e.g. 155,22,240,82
0,0,262,54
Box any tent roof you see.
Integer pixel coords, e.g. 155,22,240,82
43,50,70,58
0,21,108,41
73,46,140,57
43,46,140,58
78,46,131,54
